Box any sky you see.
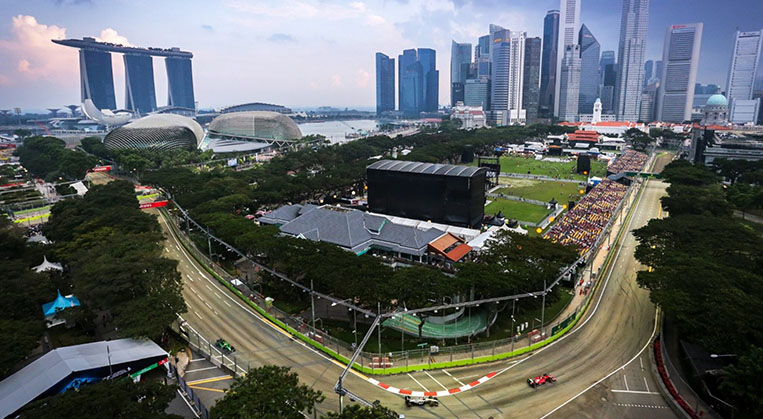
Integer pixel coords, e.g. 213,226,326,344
0,0,762,111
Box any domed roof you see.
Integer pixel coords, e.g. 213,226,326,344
104,114,204,151
209,111,302,141
706,94,728,107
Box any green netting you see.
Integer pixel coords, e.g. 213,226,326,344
382,310,488,339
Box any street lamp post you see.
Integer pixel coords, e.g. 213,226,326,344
541,280,547,336
310,280,316,332
511,298,516,353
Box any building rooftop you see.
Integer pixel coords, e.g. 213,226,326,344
367,160,486,178
52,37,192,58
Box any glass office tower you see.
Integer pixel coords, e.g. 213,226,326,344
418,48,439,112
578,24,601,114
539,10,560,118
523,37,542,123
375,53,396,115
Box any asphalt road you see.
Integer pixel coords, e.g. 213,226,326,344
153,172,675,418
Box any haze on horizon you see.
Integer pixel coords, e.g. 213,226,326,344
0,0,761,111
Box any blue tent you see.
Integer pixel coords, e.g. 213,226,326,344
41,290,80,317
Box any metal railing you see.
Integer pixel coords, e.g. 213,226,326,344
169,361,210,419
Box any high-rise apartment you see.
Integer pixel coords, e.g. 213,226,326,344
523,37,542,124
558,44,582,122
578,24,601,114
614,0,650,121
375,53,395,116
539,10,560,118
657,23,703,122
451,41,472,106
554,0,581,117
726,30,763,124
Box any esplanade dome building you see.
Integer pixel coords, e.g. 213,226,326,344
208,111,302,141
103,114,203,151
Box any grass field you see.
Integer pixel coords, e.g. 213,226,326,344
478,156,608,180
484,199,550,223
496,179,583,203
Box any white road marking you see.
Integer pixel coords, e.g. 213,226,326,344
215,292,221,299
194,311,203,319
214,310,219,316
424,371,448,391
191,288,198,296
205,302,213,310
223,300,231,308
624,374,629,391
643,377,650,393
206,284,212,291
186,274,194,282
639,357,644,370
407,373,429,391
176,389,201,418
443,370,466,386
614,403,666,408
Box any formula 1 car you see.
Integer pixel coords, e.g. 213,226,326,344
404,395,439,407
527,373,556,388
215,338,236,355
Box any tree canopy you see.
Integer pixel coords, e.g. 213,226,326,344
15,136,97,181
43,181,186,338
210,365,324,419
19,379,180,419
323,403,399,418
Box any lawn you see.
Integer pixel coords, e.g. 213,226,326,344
488,156,608,180
484,199,550,223
496,179,583,203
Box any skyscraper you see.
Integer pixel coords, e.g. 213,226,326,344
578,24,601,114
399,49,420,115
451,41,472,106
465,78,490,108
558,44,582,122
523,37,542,124
398,48,438,115
418,48,439,112
554,0,581,118
654,60,663,82
657,23,703,122
124,53,156,115
539,10,560,118
165,56,195,109
614,0,650,121
490,27,527,125
599,51,616,112
78,48,117,110
726,30,763,124
643,59,654,88
476,35,490,60
375,53,395,116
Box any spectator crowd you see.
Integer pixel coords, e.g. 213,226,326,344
608,149,648,174
545,179,627,253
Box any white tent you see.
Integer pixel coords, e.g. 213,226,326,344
32,256,63,273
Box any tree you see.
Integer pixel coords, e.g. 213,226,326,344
210,365,324,419
719,346,763,417
631,135,654,151
323,403,399,418
13,129,32,138
20,379,180,419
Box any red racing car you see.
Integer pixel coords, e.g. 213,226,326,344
527,373,556,388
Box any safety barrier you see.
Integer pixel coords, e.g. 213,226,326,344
170,362,210,419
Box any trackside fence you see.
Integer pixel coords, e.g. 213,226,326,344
168,361,210,419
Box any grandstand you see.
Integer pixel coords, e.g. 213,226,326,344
607,149,647,174
544,179,627,253
382,309,488,339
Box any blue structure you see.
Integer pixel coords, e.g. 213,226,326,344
124,53,156,115
578,24,601,114
375,53,395,115
41,290,80,318
52,37,194,111
79,48,117,111
450,41,472,106
539,9,560,118
398,48,438,116
165,57,195,110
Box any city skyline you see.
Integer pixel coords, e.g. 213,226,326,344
1,0,762,110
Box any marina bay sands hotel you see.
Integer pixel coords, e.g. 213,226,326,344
52,37,195,115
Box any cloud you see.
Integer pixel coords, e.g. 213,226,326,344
355,69,370,88
96,28,132,46
268,33,295,42
0,15,74,82
201,24,214,32
331,74,342,87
